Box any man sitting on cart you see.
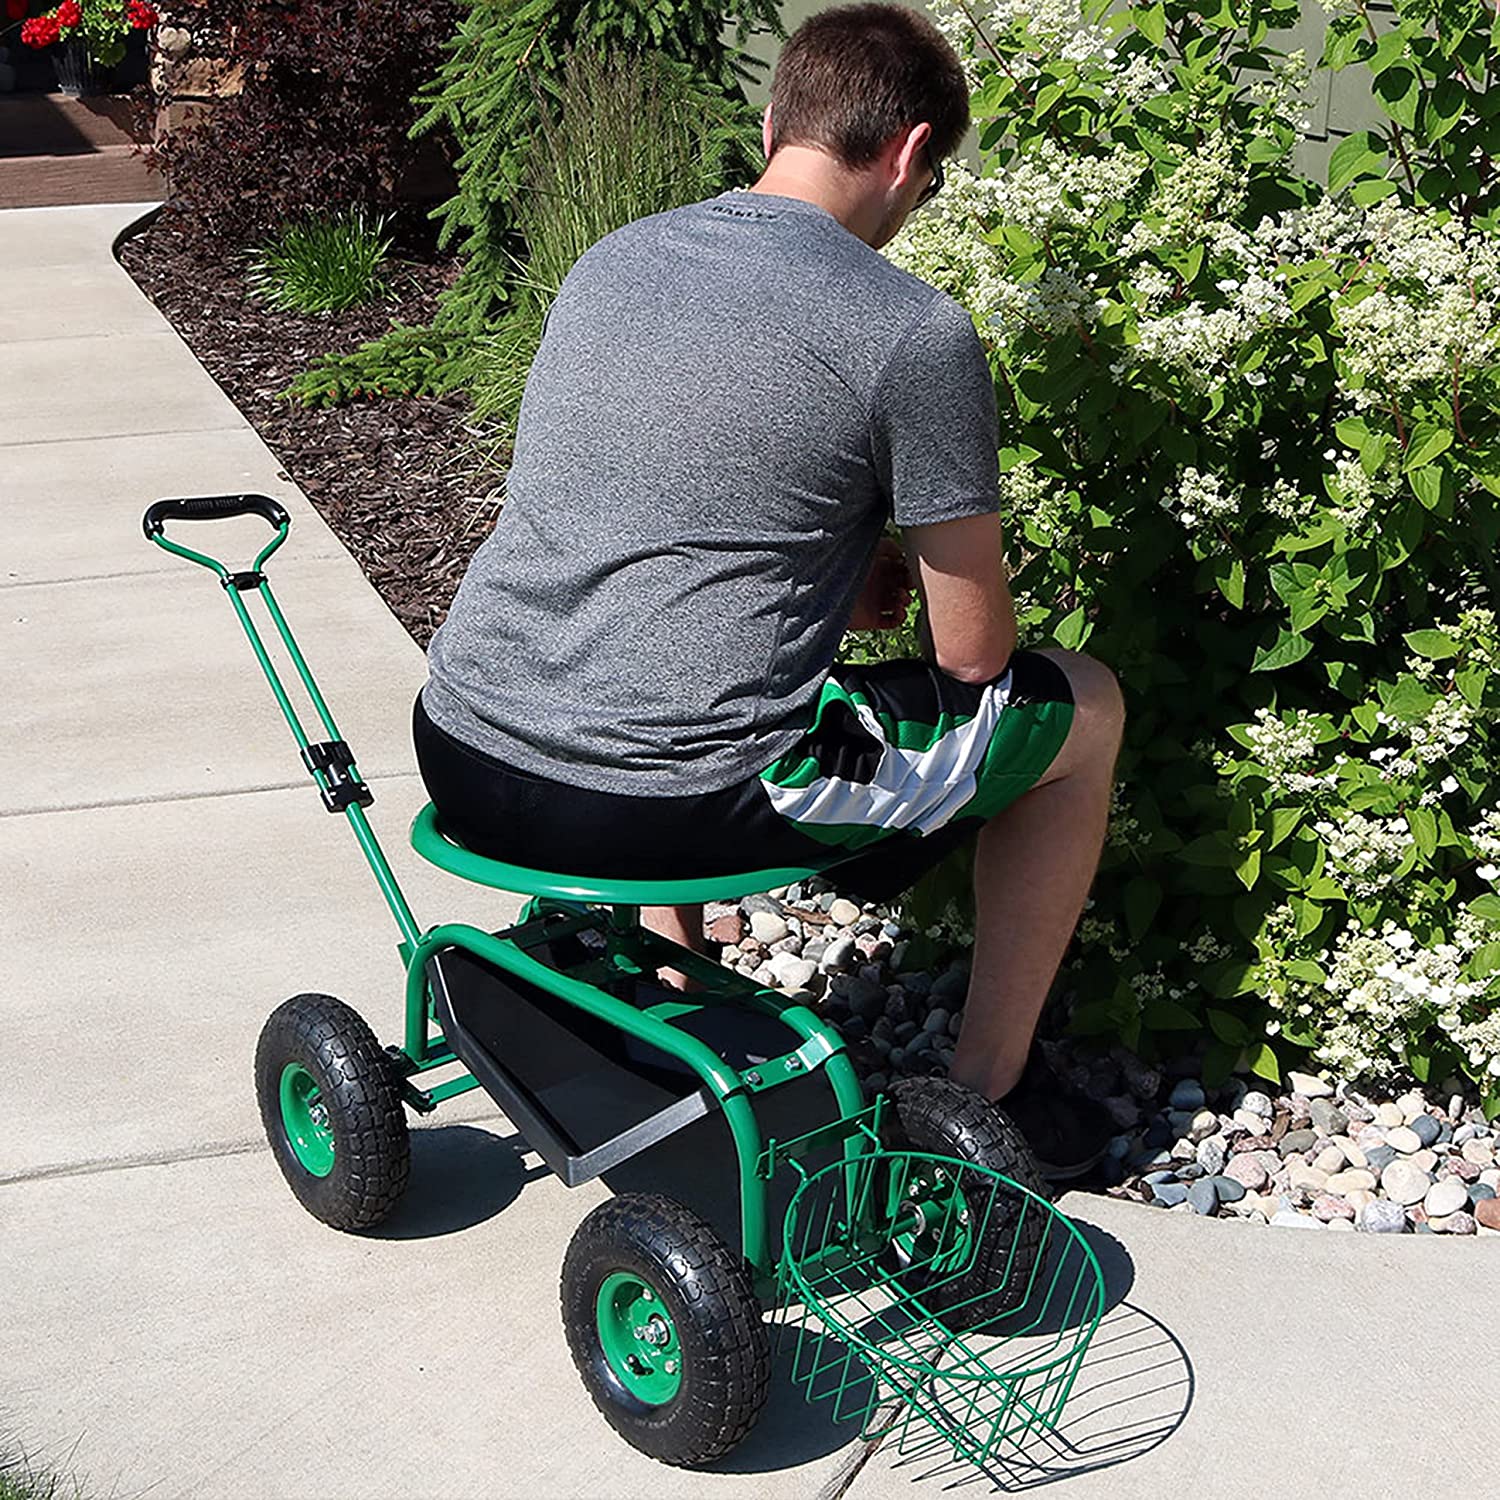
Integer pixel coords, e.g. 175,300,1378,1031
414,2,1125,1182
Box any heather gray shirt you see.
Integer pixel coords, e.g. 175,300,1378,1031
423,189,1001,794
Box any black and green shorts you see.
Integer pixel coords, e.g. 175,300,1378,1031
413,652,1073,902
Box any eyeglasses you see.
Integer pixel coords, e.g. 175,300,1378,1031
914,145,944,209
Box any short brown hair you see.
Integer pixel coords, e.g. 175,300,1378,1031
768,3,970,170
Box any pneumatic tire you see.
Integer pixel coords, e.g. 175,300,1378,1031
886,1076,1049,1323
561,1193,770,1466
254,992,410,1231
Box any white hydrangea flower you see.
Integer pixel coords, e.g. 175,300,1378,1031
1312,811,1413,897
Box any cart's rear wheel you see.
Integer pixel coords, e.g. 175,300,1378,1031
561,1193,769,1467
254,993,410,1231
886,1076,1048,1323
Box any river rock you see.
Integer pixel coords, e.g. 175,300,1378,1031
1375,1102,1406,1128
827,898,861,926
1324,1169,1376,1196
1152,1182,1189,1207
1271,1210,1324,1229
1462,1138,1496,1167
1425,1180,1469,1219
1431,1210,1476,1235
1206,1174,1246,1203
1279,1129,1319,1156
1357,1199,1408,1233
1310,1099,1349,1137
819,936,858,974
1287,1071,1334,1098
1241,1090,1274,1119
1332,1135,1368,1169
769,953,818,992
1410,1114,1442,1148
1364,1144,1397,1175
1289,1165,1329,1193
1396,1090,1428,1122
1313,1146,1346,1176
1474,1198,1500,1231
1196,1137,1228,1176
1224,1155,1268,1191
1187,1180,1219,1215
1385,1125,1423,1155
1381,1159,1433,1206
1169,1078,1206,1111
922,1006,951,1035
1311,1193,1355,1221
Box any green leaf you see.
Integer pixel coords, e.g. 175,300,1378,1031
1252,629,1314,673
1468,942,1500,979
1469,894,1500,923
1291,896,1324,937
1124,877,1162,940
1202,960,1259,998
1247,1042,1281,1084
1407,1047,1432,1083
1214,555,1246,609
1143,997,1201,1030
1268,807,1304,849
1406,806,1438,859
1374,65,1420,130
1285,958,1329,986
1236,847,1262,890
1135,3,1167,46
1403,628,1460,660
1180,835,1242,868
1408,465,1443,510
1201,1038,1240,1089
1053,604,1091,650
1207,1007,1251,1045
1328,131,1383,192
1404,423,1453,470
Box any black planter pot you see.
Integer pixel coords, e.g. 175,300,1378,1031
52,39,103,97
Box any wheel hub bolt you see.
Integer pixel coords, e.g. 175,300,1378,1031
664,1360,678,1375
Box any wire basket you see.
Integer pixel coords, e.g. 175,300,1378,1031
775,1149,1105,1470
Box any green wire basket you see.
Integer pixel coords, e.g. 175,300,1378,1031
775,1149,1105,1470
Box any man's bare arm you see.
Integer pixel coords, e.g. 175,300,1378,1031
904,512,1017,683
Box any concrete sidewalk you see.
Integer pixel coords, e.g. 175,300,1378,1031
2,203,1495,1500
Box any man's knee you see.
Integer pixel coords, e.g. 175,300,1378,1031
1035,648,1123,733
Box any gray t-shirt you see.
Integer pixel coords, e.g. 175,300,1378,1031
423,188,1000,794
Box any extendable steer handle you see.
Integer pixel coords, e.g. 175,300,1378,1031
142,492,291,537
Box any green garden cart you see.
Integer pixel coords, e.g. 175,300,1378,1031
144,494,1105,1471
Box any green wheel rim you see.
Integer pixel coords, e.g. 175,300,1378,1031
595,1272,682,1405
279,1062,335,1177
891,1163,973,1277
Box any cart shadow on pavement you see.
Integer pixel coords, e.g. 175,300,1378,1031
365,1124,549,1239
847,1220,1193,1492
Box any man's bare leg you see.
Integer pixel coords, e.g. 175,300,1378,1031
948,649,1125,1102
642,903,705,992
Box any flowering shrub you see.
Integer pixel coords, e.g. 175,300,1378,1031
880,0,1500,1111
17,0,155,64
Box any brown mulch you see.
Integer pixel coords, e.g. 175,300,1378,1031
117,211,508,646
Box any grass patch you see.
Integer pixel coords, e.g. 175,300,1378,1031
247,210,394,315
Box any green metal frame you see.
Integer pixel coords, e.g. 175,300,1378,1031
145,502,878,1293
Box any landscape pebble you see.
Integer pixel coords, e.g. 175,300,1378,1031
725,887,1500,1241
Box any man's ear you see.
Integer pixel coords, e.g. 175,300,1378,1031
762,102,774,162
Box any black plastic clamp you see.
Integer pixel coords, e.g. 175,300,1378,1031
301,740,375,813
221,570,267,591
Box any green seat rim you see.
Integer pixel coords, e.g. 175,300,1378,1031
409,802,846,905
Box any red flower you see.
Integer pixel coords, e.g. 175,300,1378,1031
20,13,60,45
56,0,80,25
126,0,158,27
4,0,29,23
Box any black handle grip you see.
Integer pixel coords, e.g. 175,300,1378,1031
142,494,290,540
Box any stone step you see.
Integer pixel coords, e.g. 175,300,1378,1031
0,93,162,209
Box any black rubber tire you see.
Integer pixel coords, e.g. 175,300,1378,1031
885,1076,1049,1324
561,1193,771,1467
254,992,411,1231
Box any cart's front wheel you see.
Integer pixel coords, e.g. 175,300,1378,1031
561,1193,769,1467
254,993,410,1231
886,1076,1048,1323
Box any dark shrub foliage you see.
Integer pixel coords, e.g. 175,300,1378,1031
147,0,461,255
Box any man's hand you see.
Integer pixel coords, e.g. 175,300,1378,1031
848,536,914,631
